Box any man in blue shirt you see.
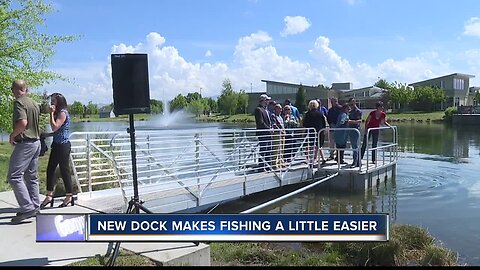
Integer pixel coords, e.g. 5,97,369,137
347,98,362,167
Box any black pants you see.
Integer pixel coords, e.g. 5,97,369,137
258,134,272,169
360,130,379,162
46,141,72,193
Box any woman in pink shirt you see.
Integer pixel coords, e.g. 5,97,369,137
360,101,391,163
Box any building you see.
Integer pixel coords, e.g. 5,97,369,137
409,73,476,108
247,80,385,113
333,84,385,109
246,80,333,113
99,105,115,118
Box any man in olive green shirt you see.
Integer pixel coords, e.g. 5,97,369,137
8,80,42,224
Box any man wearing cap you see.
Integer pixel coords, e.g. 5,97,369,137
284,99,301,121
254,94,273,171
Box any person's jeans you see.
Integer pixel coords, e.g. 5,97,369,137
361,130,379,162
349,129,360,165
258,134,272,170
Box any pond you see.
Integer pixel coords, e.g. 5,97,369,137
67,119,480,265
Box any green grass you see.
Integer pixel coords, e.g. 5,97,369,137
386,111,445,121
195,111,446,124
65,224,458,266
70,113,155,123
69,249,161,266
209,224,458,266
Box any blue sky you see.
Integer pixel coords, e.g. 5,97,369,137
39,0,480,104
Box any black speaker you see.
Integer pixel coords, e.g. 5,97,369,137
111,53,151,115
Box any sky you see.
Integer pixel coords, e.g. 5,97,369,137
37,0,480,104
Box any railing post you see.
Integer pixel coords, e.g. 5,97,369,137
195,133,200,206
147,135,151,184
87,134,92,196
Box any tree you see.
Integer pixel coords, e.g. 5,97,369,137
69,101,84,116
295,85,307,114
169,94,188,112
0,0,76,132
205,97,218,113
475,91,480,105
150,99,163,114
236,89,249,114
218,79,238,115
86,101,98,115
188,98,205,116
374,78,394,90
186,92,202,103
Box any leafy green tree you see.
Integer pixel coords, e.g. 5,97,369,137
188,98,205,116
186,92,202,103
205,97,218,113
150,99,163,114
218,79,238,115
169,94,188,112
69,101,84,116
374,78,394,90
236,89,249,114
475,91,480,105
295,85,307,114
86,101,98,115
0,0,76,132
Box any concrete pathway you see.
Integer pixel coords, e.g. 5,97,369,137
0,191,210,266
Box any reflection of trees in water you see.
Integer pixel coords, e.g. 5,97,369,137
396,123,480,159
267,176,398,222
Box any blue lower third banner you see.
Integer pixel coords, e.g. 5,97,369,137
36,214,86,242
87,214,389,242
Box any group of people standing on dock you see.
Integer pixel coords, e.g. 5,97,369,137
254,94,391,171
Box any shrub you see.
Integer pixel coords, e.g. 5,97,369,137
443,107,457,121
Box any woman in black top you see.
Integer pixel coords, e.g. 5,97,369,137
302,100,327,165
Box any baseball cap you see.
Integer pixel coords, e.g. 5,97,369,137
259,94,271,101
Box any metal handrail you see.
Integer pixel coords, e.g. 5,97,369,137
69,127,319,210
365,126,398,173
318,127,362,172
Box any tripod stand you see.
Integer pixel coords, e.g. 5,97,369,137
105,114,198,266
105,114,150,266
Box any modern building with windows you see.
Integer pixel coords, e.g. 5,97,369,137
246,80,333,113
247,80,385,113
248,73,478,114
409,73,476,108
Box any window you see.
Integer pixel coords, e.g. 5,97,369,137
454,97,460,107
454,78,464,90
440,80,444,89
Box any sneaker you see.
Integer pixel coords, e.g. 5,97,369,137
321,160,327,166
11,207,39,224
340,160,348,165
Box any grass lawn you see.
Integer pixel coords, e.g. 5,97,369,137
196,111,446,123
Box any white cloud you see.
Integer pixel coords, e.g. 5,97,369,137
463,17,480,38
280,16,311,37
48,31,461,104
205,50,212,57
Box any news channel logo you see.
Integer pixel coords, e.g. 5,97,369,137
36,214,86,242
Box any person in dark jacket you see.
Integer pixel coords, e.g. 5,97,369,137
326,97,342,160
254,94,273,171
302,100,327,165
